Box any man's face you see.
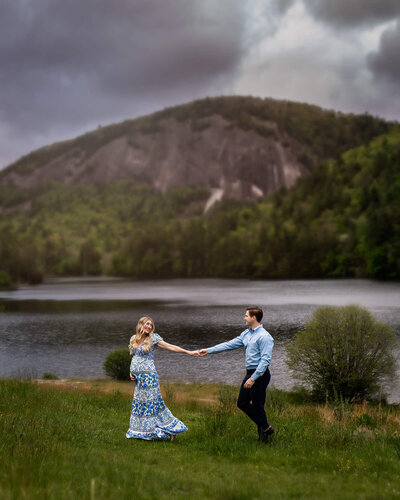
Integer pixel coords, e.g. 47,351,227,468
244,311,257,328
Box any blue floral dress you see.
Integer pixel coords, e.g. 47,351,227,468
126,333,187,440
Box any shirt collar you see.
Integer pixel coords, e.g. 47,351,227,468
248,324,262,333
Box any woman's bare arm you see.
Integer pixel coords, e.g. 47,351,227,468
156,340,198,355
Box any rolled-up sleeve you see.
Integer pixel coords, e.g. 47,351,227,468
252,335,274,380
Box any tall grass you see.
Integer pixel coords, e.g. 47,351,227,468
1,380,400,499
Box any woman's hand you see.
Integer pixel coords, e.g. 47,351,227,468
130,373,136,381
187,350,200,356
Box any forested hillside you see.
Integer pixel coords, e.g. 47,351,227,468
0,127,399,283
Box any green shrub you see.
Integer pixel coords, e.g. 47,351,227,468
285,304,397,400
0,270,12,288
42,372,59,380
103,348,131,380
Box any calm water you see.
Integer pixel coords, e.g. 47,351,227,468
1,278,399,401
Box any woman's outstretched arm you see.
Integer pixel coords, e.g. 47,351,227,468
156,340,198,356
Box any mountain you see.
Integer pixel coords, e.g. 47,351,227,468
0,96,393,212
0,97,398,284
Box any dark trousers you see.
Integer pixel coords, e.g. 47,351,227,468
237,368,270,429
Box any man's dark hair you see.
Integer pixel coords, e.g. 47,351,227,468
246,306,263,323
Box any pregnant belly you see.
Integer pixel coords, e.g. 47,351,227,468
130,358,156,375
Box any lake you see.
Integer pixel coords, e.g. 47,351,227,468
1,278,399,401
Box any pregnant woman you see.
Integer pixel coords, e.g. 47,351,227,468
126,316,197,441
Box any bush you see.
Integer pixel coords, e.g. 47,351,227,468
285,304,397,400
42,372,59,380
103,348,131,380
0,270,12,288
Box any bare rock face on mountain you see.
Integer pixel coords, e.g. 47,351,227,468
0,117,311,207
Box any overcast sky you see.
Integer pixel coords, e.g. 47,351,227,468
1,0,400,169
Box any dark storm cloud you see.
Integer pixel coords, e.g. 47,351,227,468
304,0,400,28
263,0,295,17
0,0,245,166
2,0,400,170
274,0,295,14
368,20,400,87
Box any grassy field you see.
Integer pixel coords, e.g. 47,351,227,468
1,379,399,499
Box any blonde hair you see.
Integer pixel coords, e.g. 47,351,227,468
129,316,155,354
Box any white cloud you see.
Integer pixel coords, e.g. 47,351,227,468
233,1,400,119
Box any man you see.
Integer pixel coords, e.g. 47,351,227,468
199,306,275,443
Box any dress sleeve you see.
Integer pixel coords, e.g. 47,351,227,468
151,333,163,346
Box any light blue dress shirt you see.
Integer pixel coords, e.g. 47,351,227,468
207,324,274,381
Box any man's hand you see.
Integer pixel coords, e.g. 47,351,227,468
198,349,208,357
188,350,200,356
244,377,255,389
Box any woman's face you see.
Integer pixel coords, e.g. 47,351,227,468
143,320,153,335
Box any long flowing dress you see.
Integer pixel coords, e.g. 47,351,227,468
126,333,187,440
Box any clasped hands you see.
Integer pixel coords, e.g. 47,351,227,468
188,349,208,357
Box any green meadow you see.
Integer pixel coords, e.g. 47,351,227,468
1,379,399,499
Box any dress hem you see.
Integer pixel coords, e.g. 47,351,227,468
126,422,187,441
